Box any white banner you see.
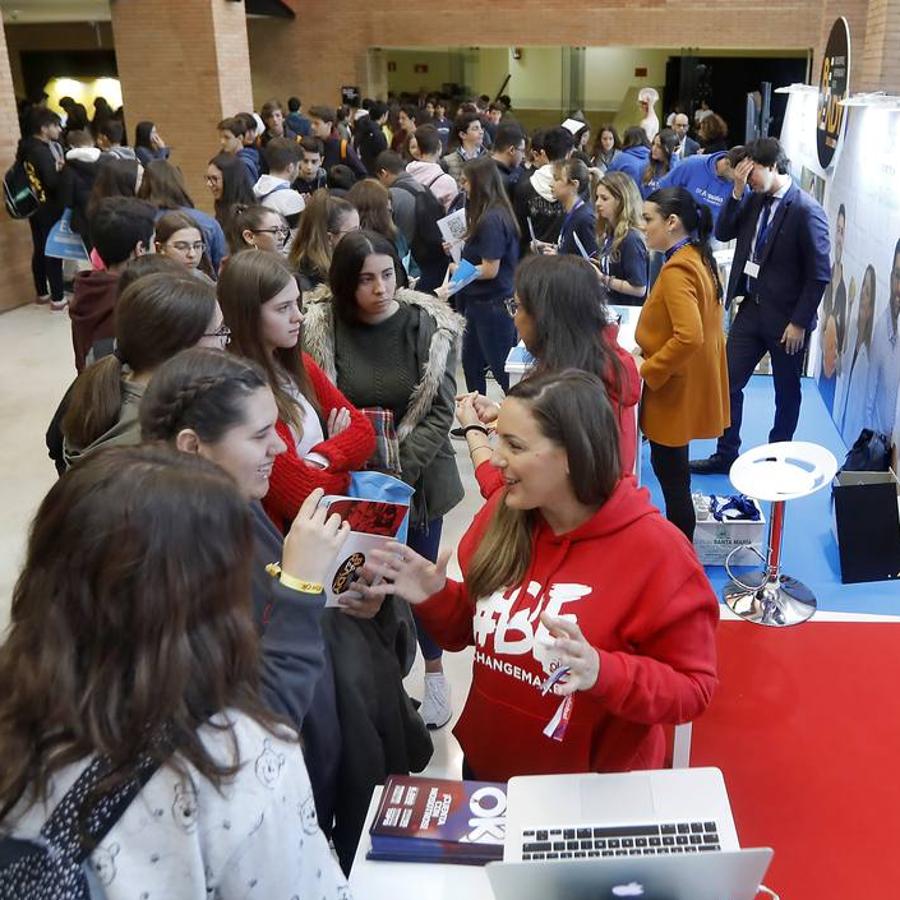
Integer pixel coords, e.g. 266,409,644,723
781,90,900,450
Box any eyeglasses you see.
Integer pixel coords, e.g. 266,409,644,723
252,226,291,242
504,297,519,317
170,241,205,254
204,325,232,345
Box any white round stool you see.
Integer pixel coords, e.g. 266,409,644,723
722,441,838,627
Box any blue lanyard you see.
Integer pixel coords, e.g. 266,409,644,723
664,237,691,262
557,199,584,247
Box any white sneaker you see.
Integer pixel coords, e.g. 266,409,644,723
421,672,452,730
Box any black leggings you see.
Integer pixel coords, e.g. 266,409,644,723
649,441,695,541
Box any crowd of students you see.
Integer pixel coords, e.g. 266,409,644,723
3,86,797,896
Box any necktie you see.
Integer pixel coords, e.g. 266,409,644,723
754,196,775,262
746,196,774,294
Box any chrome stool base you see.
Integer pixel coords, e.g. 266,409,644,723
723,573,817,627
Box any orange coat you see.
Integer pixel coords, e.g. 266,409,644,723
635,244,729,447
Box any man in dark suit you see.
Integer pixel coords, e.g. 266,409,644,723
672,113,700,159
691,137,831,473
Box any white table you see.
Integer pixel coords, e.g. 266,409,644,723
349,786,493,900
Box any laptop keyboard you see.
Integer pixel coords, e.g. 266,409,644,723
521,822,721,860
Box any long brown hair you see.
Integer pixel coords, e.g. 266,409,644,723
0,445,283,820
62,273,217,451
137,158,194,209
596,171,644,258
346,178,397,242
287,189,355,278
463,155,520,241
466,370,620,601
216,249,319,431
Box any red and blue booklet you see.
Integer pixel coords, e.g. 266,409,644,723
367,775,507,865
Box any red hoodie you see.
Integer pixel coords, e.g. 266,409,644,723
414,463,718,782
263,353,375,533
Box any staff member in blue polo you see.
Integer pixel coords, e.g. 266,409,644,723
690,137,831,474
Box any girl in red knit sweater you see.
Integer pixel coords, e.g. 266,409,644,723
217,250,375,532
359,370,718,782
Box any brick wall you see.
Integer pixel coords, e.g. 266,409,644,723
249,1,900,109
110,0,253,214
249,1,829,109
0,23,37,314
860,0,900,91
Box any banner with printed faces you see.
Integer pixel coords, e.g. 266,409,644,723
781,88,900,452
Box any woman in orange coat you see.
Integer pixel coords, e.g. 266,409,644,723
634,186,729,539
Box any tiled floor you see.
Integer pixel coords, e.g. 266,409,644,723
0,301,492,780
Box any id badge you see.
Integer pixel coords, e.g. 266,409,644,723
743,260,760,279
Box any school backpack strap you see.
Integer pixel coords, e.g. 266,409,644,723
340,139,348,161
259,183,291,201
0,752,162,897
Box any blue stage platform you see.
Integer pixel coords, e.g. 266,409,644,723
640,375,900,617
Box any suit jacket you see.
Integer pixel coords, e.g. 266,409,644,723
636,244,730,447
715,180,831,331
677,136,700,159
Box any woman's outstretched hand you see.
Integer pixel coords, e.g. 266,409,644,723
355,542,451,606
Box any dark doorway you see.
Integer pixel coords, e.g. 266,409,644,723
664,54,808,144
20,50,117,103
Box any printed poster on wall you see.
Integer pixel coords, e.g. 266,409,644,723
781,90,900,451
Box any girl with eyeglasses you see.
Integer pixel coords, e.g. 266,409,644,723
60,272,230,470
227,204,292,255
155,210,216,282
137,159,229,272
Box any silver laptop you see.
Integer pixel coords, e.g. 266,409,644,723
488,768,772,900
486,850,773,900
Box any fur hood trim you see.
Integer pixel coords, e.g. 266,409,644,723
303,287,465,442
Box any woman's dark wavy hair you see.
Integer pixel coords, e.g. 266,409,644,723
329,229,407,326
141,348,269,444
646,186,722,298
514,254,624,406
0,444,285,821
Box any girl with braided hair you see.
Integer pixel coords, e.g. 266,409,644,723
60,272,230,470
141,348,376,839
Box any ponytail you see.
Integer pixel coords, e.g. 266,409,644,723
62,355,124,449
646,186,722,298
692,200,722,299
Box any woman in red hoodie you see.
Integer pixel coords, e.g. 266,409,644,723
217,250,375,532
457,254,641,481
360,369,718,782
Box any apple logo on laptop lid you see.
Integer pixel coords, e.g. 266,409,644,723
612,884,644,898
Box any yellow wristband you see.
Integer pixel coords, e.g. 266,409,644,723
265,563,323,595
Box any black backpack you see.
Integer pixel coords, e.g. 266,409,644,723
0,754,160,899
395,174,448,264
3,159,41,219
